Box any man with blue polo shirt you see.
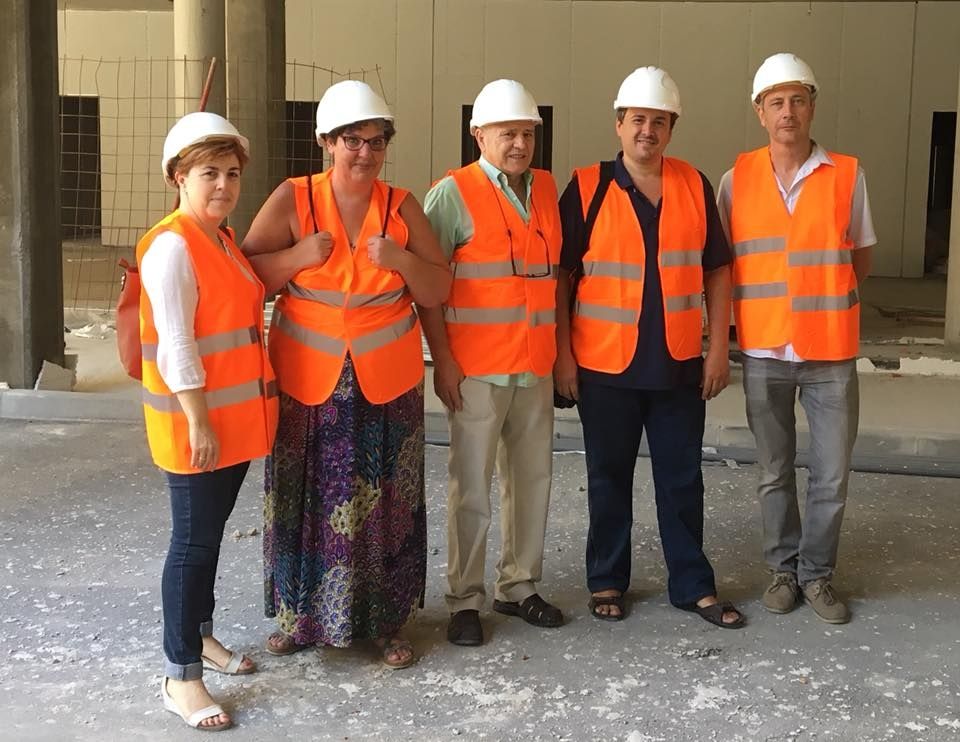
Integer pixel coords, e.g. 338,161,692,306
554,67,743,628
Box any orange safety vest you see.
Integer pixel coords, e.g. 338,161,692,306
136,211,279,474
443,162,561,376
570,157,706,372
268,171,424,405
730,147,859,360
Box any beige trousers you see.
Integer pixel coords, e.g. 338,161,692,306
445,375,555,613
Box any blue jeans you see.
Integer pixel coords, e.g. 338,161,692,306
162,461,249,680
578,381,717,607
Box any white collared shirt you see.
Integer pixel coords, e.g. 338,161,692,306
716,143,877,362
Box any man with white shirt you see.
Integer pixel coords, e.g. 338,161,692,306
717,53,876,624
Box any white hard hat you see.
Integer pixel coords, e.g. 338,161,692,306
751,53,819,104
613,67,682,117
470,79,542,129
315,80,394,137
162,112,249,183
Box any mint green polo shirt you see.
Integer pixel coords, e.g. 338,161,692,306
423,157,542,388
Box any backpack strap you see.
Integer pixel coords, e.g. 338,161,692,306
583,160,615,246
306,174,320,235
381,186,394,238
569,160,616,301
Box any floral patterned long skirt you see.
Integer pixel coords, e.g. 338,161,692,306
263,356,426,647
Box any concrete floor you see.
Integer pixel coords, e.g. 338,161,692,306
1,419,959,741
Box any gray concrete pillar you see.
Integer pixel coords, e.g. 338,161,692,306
0,0,64,388
174,0,227,117
226,0,286,242
945,64,960,348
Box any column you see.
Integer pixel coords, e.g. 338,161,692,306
225,0,286,242
174,0,227,117
0,0,63,388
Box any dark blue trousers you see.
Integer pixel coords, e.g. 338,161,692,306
162,461,249,680
578,381,716,607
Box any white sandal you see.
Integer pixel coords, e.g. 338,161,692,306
202,649,255,676
161,677,232,732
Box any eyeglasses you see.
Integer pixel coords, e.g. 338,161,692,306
488,179,552,278
507,226,552,278
340,134,389,152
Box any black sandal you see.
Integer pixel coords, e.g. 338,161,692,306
493,594,564,628
588,594,626,622
685,601,745,630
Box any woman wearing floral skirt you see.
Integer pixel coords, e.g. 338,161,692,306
242,81,451,668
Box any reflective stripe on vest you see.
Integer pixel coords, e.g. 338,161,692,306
450,261,559,279
143,377,278,414
286,281,409,308
582,260,643,279
729,147,860,360
443,305,527,324
272,306,418,355
574,301,636,325
440,162,561,377
793,289,859,312
442,305,557,327
733,282,788,300
529,308,556,327
570,157,706,372
660,250,703,267
733,236,786,256
351,311,418,354
141,325,259,362
788,249,853,267
665,293,703,312
272,309,346,356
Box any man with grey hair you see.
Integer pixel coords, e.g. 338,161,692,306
717,53,876,624
421,79,564,646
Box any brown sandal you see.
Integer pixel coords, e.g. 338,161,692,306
375,637,416,670
264,631,309,656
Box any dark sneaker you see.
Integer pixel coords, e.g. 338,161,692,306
447,609,483,646
762,571,801,614
802,578,850,624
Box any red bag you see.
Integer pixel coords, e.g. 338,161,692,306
116,258,142,380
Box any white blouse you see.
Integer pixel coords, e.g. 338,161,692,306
139,230,257,393
140,232,204,392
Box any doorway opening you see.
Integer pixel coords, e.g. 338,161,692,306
925,111,955,276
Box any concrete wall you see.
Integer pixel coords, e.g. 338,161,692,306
283,0,434,188
428,0,960,279
58,1,960,277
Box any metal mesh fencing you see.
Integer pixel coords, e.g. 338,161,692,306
58,56,391,313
